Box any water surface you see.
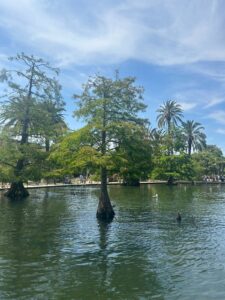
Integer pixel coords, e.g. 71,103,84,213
0,184,225,299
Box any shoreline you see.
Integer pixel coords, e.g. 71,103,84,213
0,180,225,191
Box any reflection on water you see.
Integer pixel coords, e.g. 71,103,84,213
0,184,225,299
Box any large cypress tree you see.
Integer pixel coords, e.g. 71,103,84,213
74,74,147,221
0,53,64,199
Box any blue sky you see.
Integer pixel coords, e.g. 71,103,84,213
0,0,225,152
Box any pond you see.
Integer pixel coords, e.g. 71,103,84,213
0,184,225,299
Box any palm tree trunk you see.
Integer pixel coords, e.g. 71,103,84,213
167,119,174,155
45,138,50,152
188,139,192,156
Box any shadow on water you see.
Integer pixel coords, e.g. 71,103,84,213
98,219,112,251
83,219,165,300
47,215,165,299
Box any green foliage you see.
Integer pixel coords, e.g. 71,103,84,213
110,123,152,185
73,74,149,185
157,100,183,134
0,53,65,141
0,53,65,185
74,74,147,126
0,55,222,187
151,153,195,181
172,126,186,153
49,126,100,177
156,100,183,155
38,99,67,151
192,145,225,178
182,120,206,155
0,132,48,182
50,74,151,185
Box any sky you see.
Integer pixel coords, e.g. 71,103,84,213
0,0,225,152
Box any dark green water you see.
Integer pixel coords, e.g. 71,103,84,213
0,184,225,300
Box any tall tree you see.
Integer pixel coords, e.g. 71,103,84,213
74,74,147,221
156,100,183,154
182,120,206,155
157,100,183,134
39,99,67,152
111,123,152,186
149,128,164,154
0,53,63,199
151,153,195,182
192,145,225,177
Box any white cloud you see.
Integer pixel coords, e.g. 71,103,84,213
0,0,225,67
216,128,225,135
208,110,225,124
172,88,219,111
179,101,198,111
204,97,225,108
187,62,225,83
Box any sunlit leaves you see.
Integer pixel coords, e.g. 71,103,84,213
0,53,65,183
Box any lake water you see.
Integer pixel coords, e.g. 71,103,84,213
0,184,225,299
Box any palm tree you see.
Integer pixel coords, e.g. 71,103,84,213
157,100,183,155
40,100,67,152
149,127,165,155
182,120,206,155
157,100,183,134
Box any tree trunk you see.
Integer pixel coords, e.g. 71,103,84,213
167,176,175,185
188,139,192,156
123,177,140,186
6,68,34,200
5,161,29,199
96,98,115,221
5,157,29,199
45,138,50,152
167,176,178,185
5,181,29,199
96,167,115,221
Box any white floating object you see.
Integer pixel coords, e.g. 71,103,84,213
152,193,158,198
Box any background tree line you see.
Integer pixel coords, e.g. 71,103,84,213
0,54,224,220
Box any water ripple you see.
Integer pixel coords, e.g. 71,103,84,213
0,185,225,299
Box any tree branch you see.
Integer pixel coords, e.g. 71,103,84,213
0,160,16,169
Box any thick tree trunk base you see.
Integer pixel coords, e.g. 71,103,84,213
5,181,29,200
123,179,140,186
96,192,115,221
167,176,177,186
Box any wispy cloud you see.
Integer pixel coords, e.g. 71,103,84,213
0,0,225,152
216,128,225,135
187,62,225,84
0,0,225,67
172,88,222,111
208,110,225,125
204,97,225,108
179,101,198,111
